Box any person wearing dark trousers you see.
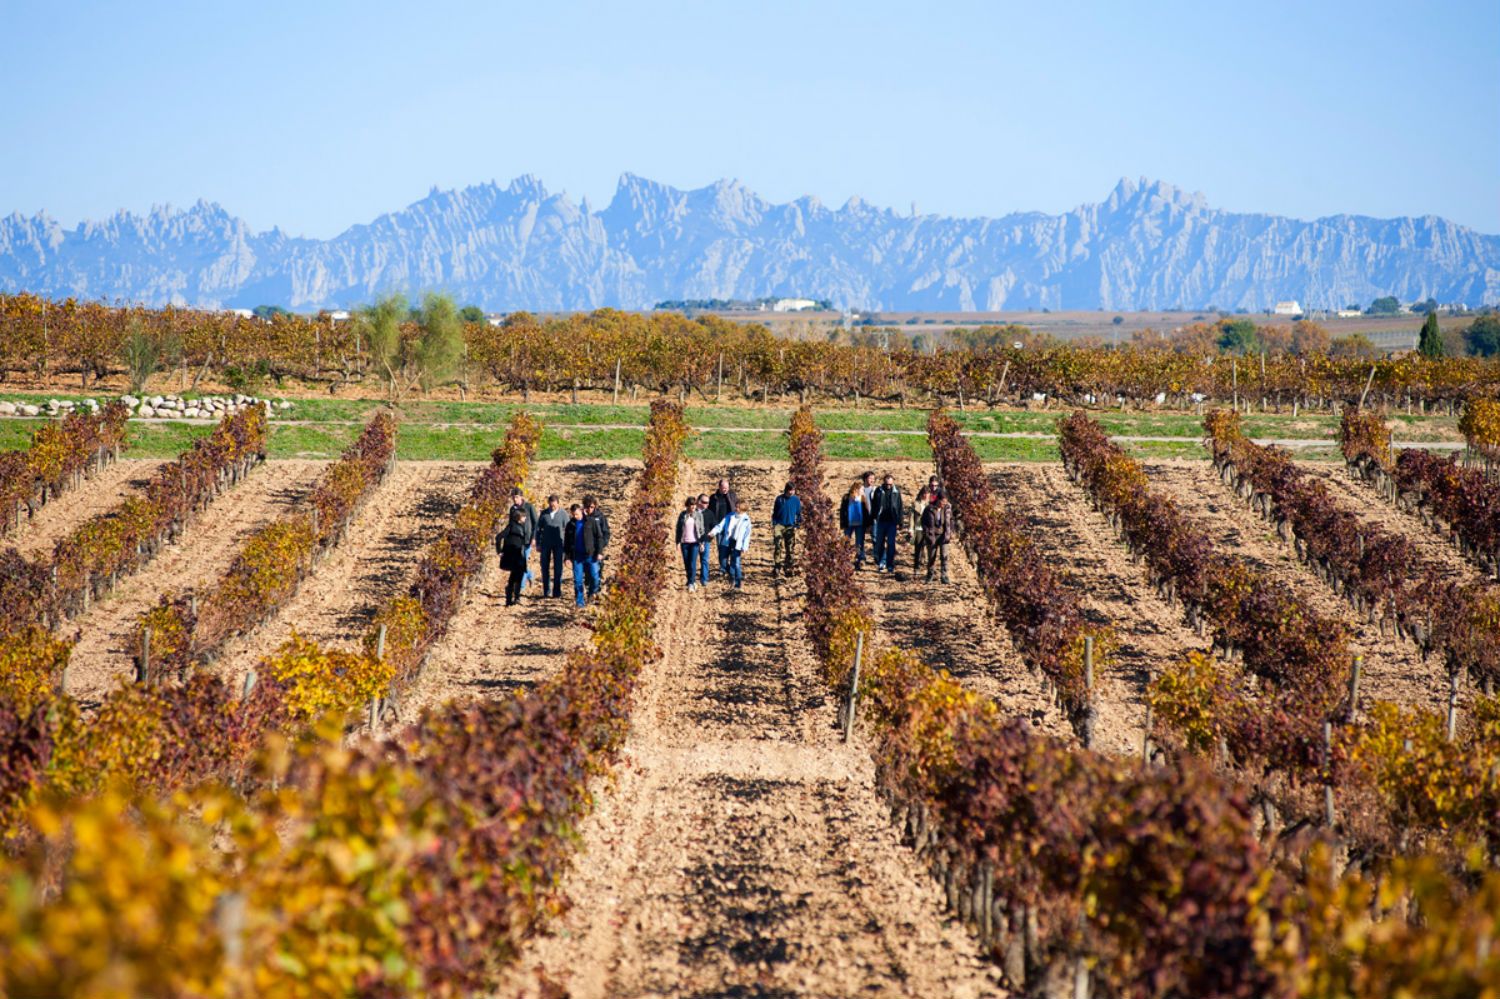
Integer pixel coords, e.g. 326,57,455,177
535,494,569,598
676,496,706,591
708,479,738,577
770,482,802,579
839,483,870,568
911,486,932,572
921,489,954,583
497,507,530,606
871,473,903,572
565,503,605,607
510,489,538,592
696,493,715,585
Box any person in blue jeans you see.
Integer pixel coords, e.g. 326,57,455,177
870,473,903,572
707,501,752,589
565,503,605,607
510,489,538,591
676,496,706,591
839,482,870,568
535,494,569,597
696,493,714,585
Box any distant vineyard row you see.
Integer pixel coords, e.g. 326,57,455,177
3,292,1499,407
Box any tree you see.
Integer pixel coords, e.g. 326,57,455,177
120,319,159,393
359,291,466,402
252,304,290,320
1289,319,1330,356
1463,315,1500,357
459,305,485,323
1216,318,1262,355
415,293,465,392
1331,334,1377,358
1415,297,1439,315
1368,296,1401,315
1418,311,1445,358
360,293,409,403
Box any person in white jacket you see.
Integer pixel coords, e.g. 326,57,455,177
708,501,752,589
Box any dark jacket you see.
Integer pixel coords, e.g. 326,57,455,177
771,494,802,528
872,484,903,525
700,503,721,536
568,514,607,561
512,500,538,545
536,507,569,550
707,490,737,527
921,502,952,544
839,493,869,531
497,522,529,570
676,508,706,545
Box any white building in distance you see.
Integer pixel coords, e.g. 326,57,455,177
1272,300,1303,316
772,298,819,312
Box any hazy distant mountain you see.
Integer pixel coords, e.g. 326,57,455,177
2,175,1497,312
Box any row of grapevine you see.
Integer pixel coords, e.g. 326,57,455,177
0,405,267,638
0,401,688,995
1058,410,1352,773
1343,405,1500,580
255,411,541,720
129,411,397,684
4,291,1499,409
793,407,1500,997
1208,408,1500,689
926,409,1109,738
0,402,129,535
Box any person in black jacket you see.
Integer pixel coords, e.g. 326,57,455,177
535,494,569,598
511,489,538,592
583,494,609,582
497,507,530,606
870,473,903,572
696,493,715,585
675,496,707,591
567,499,608,606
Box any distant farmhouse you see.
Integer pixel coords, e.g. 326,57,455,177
1272,300,1303,317
771,298,820,312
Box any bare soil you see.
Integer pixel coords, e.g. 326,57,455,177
500,460,1003,999
63,461,326,708
11,458,164,560
1142,460,1452,714
988,463,1207,755
401,460,642,717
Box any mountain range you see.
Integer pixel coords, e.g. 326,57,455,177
2,174,1497,313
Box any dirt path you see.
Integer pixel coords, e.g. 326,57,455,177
501,460,1002,999
63,461,326,708
1142,460,1451,714
400,460,642,716
821,459,1071,744
989,462,1205,755
10,458,164,559
209,462,478,692
1301,462,1491,587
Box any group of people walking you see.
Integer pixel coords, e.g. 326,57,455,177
839,471,954,582
675,478,771,590
494,489,611,607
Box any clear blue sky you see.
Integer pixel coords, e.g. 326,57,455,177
4,0,1497,237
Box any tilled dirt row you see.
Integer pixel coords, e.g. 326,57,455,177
502,460,1002,999
402,460,641,716
11,458,166,560
987,462,1206,754
211,461,478,694
64,461,327,708
822,460,1072,743
1301,462,1491,587
1143,460,1452,714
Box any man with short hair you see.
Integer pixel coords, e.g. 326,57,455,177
583,494,609,586
535,494,570,598
707,478,738,578
871,473,903,572
566,501,607,607
922,489,954,584
770,481,802,579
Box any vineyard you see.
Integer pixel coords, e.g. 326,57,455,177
0,388,1498,997
6,292,1500,412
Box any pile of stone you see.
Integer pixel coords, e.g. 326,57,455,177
0,394,296,421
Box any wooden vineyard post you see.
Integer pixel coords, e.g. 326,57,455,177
842,631,865,744
613,358,622,405
1322,721,1336,827
1347,655,1362,719
1232,358,1238,410
716,351,724,402
1447,672,1460,741
241,668,257,701
1141,696,1153,767
1081,636,1096,749
138,628,151,685
369,624,388,730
